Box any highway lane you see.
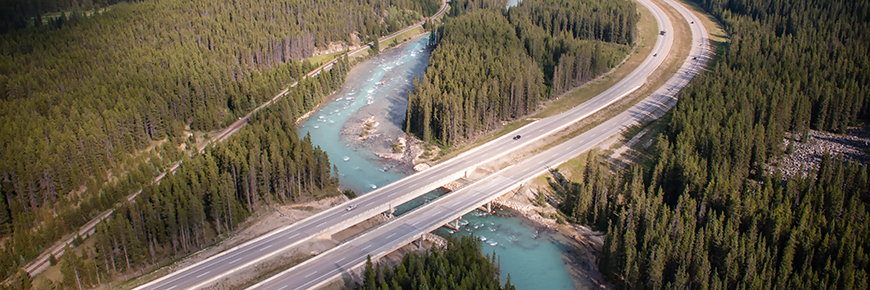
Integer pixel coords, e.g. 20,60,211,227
247,0,711,289
136,0,678,288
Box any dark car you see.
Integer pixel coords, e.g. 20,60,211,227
513,135,521,140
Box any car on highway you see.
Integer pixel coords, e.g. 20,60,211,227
513,135,521,140
346,205,357,211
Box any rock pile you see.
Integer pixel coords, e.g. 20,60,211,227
768,127,870,179
422,233,448,248
492,197,560,231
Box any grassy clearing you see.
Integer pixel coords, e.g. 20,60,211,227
31,4,122,26
680,0,728,43
528,150,596,190
383,26,426,47
308,25,426,66
307,51,349,67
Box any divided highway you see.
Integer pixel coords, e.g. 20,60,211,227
248,0,710,289
136,0,697,288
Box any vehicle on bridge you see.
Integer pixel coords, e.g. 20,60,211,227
346,205,357,211
513,135,521,140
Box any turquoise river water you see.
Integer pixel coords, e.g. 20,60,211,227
299,36,579,289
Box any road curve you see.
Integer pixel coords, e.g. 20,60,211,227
246,0,711,289
137,0,679,289
138,0,698,288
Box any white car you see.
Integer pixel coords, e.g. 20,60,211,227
346,205,357,211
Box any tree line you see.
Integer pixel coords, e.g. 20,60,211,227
357,235,516,290
554,152,869,289
1,75,344,287
404,0,635,146
548,0,870,288
0,0,134,34
0,54,353,284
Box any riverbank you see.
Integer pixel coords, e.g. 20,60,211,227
293,34,434,194
492,185,609,289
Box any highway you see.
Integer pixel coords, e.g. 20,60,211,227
136,0,694,288
247,0,711,289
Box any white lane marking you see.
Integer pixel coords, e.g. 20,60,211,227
260,244,273,251
386,233,397,239
195,271,211,278
295,269,340,290
411,220,422,227
288,233,299,239
304,271,318,278
166,286,177,290
336,257,346,263
230,257,243,264
362,244,372,250
278,285,288,290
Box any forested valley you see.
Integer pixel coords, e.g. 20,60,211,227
2,70,347,288
404,0,637,146
550,0,870,288
0,0,441,283
357,235,516,290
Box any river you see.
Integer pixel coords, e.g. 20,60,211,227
299,35,580,289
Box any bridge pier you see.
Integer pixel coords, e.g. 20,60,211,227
412,235,424,249
477,201,492,213
383,204,395,218
465,166,476,178
444,217,462,230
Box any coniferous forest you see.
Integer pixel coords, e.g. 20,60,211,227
0,70,348,287
550,0,870,289
0,0,436,212
0,0,441,284
404,0,636,146
358,235,516,290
